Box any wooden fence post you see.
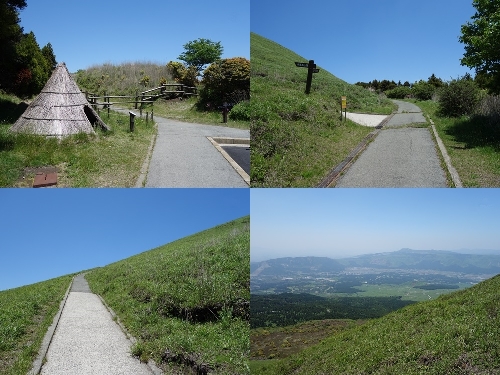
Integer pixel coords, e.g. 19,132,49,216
135,90,138,109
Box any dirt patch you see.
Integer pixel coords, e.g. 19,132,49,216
251,319,363,360
161,350,213,375
162,299,249,324
419,353,440,366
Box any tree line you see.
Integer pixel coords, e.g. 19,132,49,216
251,293,414,329
0,0,57,98
355,74,444,94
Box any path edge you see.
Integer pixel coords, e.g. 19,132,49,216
207,137,250,186
316,113,395,188
428,117,463,188
135,123,158,187
96,294,164,375
28,275,75,375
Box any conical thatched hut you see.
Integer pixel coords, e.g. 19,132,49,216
10,62,109,137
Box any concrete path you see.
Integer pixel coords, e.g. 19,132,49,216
335,100,447,187
40,274,153,375
385,99,427,127
146,116,249,187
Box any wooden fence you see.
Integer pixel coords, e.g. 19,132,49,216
84,83,198,118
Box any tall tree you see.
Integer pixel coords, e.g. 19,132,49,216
427,73,443,88
459,0,500,93
14,31,50,97
177,38,223,75
41,42,57,71
0,0,27,90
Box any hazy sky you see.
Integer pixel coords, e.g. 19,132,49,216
0,189,249,291
251,0,475,84
250,189,500,262
19,0,249,72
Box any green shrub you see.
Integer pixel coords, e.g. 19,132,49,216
385,86,412,99
229,100,251,121
438,77,480,117
198,57,250,109
165,61,197,87
412,80,436,100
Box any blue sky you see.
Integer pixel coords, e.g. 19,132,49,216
19,0,249,73
251,0,476,84
0,189,249,291
251,189,500,262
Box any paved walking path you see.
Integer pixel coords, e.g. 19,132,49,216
335,100,447,187
146,116,249,187
113,108,249,187
40,274,153,375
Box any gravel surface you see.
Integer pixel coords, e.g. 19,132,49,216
336,128,447,187
41,278,152,375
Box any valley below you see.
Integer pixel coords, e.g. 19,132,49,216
250,249,500,373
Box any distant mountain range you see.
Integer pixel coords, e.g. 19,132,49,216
251,249,500,276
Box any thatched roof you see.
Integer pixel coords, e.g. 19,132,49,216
10,62,109,137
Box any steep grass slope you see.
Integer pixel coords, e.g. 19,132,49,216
0,275,73,375
259,274,500,375
251,33,396,187
86,216,250,375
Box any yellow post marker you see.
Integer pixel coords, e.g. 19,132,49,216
341,96,347,120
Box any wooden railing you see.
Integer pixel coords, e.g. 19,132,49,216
84,83,197,119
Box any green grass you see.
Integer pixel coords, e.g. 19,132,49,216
354,282,472,302
0,92,155,187
85,216,250,375
250,32,396,187
411,99,500,187
257,274,500,375
0,275,73,375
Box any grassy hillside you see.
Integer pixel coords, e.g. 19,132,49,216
0,275,73,375
75,62,172,96
257,274,500,375
85,216,250,375
250,32,396,187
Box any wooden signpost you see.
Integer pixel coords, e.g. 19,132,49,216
294,60,319,94
341,96,347,120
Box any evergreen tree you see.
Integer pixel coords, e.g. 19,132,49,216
41,42,57,71
14,31,50,97
427,73,443,88
0,0,27,91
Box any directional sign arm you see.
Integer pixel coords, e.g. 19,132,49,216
295,62,308,68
